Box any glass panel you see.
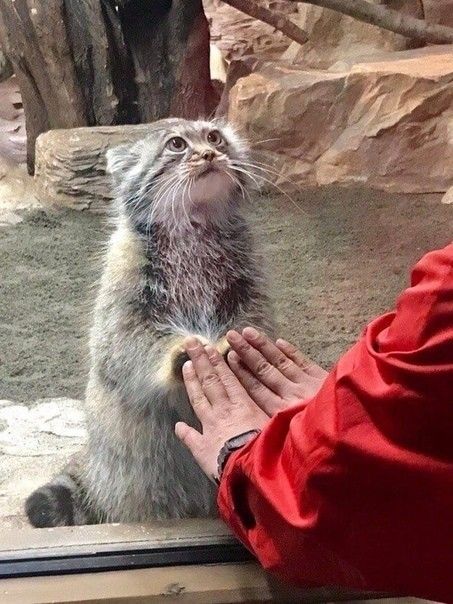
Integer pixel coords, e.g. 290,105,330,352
0,2,450,602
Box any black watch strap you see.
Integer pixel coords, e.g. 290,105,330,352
214,429,262,485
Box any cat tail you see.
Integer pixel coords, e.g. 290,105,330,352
25,456,96,528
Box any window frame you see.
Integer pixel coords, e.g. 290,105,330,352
0,520,389,603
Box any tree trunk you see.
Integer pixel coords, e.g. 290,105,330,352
0,0,216,172
0,1,89,171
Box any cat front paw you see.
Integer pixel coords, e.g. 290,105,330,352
215,336,231,359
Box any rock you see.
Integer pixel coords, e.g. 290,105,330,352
0,158,41,224
210,43,228,83
216,56,261,116
34,124,154,211
0,76,26,165
228,46,453,194
441,187,453,204
0,209,23,226
282,0,423,70
204,0,298,62
422,0,453,27
0,77,37,224
0,398,86,528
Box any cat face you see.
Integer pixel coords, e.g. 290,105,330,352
106,119,251,230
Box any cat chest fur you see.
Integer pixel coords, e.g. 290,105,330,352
139,223,256,338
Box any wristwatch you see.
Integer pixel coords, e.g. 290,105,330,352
214,429,262,485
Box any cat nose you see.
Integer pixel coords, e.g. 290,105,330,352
201,149,215,162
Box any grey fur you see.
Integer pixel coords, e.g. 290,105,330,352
26,118,274,526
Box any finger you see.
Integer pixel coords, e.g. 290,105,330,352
175,422,214,478
242,327,302,382
182,360,212,420
184,338,229,407
205,345,252,404
227,350,283,416
226,330,295,397
276,339,328,379
175,421,203,452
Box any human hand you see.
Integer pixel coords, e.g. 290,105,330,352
175,337,269,482
226,328,328,417
170,335,210,382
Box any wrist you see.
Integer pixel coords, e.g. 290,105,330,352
213,429,262,485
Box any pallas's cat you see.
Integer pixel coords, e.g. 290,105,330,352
26,118,274,526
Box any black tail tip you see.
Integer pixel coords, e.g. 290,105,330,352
25,484,74,528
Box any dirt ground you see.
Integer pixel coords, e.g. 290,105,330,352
1,185,451,404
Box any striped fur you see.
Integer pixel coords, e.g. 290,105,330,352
25,119,274,526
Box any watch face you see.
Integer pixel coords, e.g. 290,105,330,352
228,430,260,450
228,435,246,450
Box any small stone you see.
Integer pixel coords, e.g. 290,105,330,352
0,209,23,226
441,187,453,204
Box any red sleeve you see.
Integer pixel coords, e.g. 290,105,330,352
218,244,453,602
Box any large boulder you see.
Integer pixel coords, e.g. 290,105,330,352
205,0,422,70
282,0,423,69
228,46,453,194
34,125,153,211
204,0,298,62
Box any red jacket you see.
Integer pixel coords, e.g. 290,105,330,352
218,243,453,602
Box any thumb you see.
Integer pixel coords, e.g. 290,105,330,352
175,422,202,453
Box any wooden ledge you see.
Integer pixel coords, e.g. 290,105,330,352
0,520,389,603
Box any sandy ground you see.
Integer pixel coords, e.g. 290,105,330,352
1,186,452,404
0,185,451,596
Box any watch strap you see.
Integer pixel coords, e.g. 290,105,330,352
214,429,262,485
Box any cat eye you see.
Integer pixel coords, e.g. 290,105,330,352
207,130,223,146
166,136,187,153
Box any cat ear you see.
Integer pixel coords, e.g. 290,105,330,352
105,143,134,177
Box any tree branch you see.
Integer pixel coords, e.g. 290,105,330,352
222,0,309,46
294,0,453,45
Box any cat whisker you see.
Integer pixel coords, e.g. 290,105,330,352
225,169,250,203
245,156,302,193
230,163,261,190
180,177,192,227
232,158,296,188
231,162,305,214
146,172,182,235
250,137,281,146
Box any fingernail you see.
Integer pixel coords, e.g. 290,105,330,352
184,337,200,351
227,350,239,363
243,327,259,340
182,360,193,372
277,338,293,350
227,330,240,343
